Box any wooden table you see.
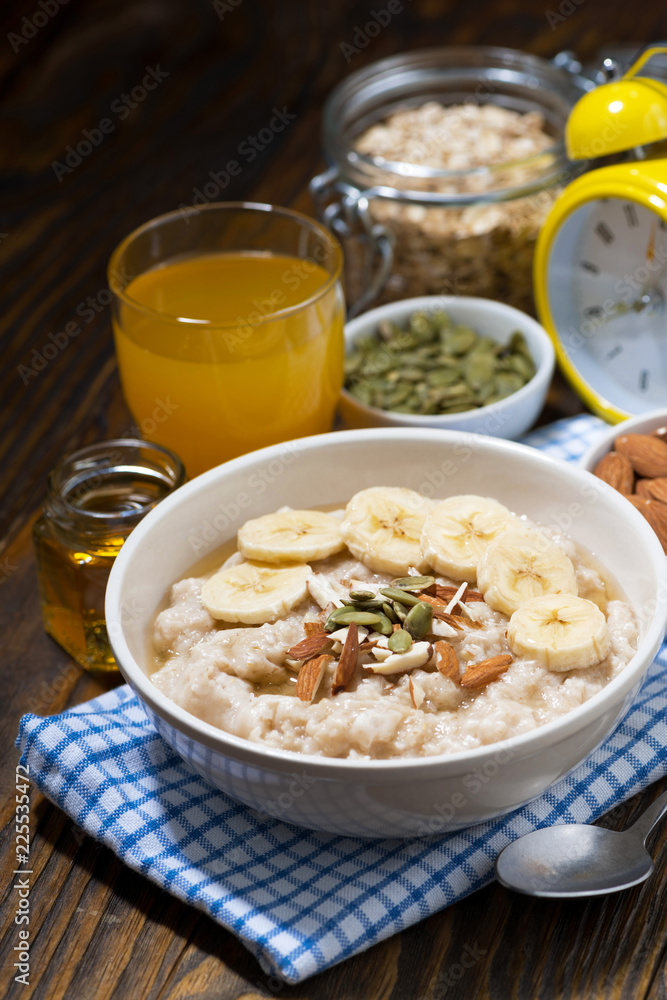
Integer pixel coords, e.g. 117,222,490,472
2,1,667,996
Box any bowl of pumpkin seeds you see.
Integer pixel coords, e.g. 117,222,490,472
340,296,555,439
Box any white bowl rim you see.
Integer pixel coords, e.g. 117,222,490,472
106,426,667,776
580,406,667,471
341,295,555,428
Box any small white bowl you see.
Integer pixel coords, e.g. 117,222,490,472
106,428,667,838
339,296,555,439
581,407,667,476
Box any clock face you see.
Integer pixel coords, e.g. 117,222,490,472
547,197,667,414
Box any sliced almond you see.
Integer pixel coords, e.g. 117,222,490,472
460,654,513,689
287,633,334,660
425,605,465,629
450,612,483,629
409,675,425,709
430,618,459,639
304,621,327,636
593,450,634,494
369,641,433,675
465,590,485,603
615,433,667,478
419,592,449,609
430,583,485,604
332,623,359,694
295,654,333,702
435,640,460,682
444,581,468,614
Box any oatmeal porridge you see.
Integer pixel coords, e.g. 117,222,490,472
150,487,638,759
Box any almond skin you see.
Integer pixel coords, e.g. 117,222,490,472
652,426,667,443
644,500,667,555
331,623,359,694
644,477,667,504
615,434,667,478
623,493,652,514
295,654,333,702
288,633,334,660
635,479,654,499
430,584,484,603
593,451,634,494
435,640,460,682
460,654,513,689
304,621,327,637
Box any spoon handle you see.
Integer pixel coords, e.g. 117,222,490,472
629,787,667,843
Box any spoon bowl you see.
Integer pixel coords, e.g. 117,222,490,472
495,787,667,898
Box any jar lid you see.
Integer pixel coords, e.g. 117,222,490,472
323,46,594,205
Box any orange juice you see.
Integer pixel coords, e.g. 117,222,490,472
113,252,344,476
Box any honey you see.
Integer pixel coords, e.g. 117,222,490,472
33,439,185,672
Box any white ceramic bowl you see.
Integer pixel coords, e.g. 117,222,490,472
339,296,555,439
581,407,667,476
106,428,667,839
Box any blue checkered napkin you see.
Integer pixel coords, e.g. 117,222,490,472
17,414,667,985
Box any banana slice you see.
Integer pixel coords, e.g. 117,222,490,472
201,561,310,624
237,509,344,564
341,487,434,575
477,527,578,616
420,495,517,583
507,594,610,672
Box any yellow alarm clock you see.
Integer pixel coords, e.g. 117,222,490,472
534,45,667,423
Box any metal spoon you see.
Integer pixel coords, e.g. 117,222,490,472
495,788,667,898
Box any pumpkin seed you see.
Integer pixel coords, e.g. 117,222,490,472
393,602,407,622
390,576,435,591
380,587,422,606
344,310,535,417
374,613,394,636
388,628,413,653
382,602,398,623
404,601,433,640
349,589,376,601
326,610,382,628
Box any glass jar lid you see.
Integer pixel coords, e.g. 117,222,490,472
323,46,594,206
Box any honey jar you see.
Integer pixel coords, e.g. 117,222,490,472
33,439,185,672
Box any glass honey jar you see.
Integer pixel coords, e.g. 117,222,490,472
33,439,185,672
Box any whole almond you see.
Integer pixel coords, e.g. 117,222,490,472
593,451,634,494
644,500,667,554
615,434,667,478
623,493,652,514
644,477,667,504
652,426,667,443
460,654,513,689
635,479,654,499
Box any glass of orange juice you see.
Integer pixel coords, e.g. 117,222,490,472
108,202,345,477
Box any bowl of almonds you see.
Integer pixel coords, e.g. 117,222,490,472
339,295,555,439
582,410,667,554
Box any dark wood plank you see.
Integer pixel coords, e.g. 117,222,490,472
3,0,667,997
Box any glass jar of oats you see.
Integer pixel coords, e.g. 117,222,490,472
312,47,593,316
